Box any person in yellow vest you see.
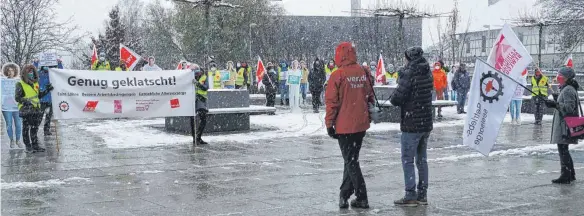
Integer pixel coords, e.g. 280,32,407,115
15,64,53,153
300,60,309,104
92,52,111,71
193,65,209,145
114,60,128,71
224,61,236,89
532,68,549,125
207,62,221,89
236,62,250,89
384,64,399,85
324,59,338,84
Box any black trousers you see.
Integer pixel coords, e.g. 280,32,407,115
311,91,321,110
534,99,545,123
266,92,276,107
196,109,208,141
558,144,575,178
22,113,42,149
40,102,53,132
338,131,368,201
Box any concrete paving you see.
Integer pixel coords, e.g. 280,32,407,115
2,115,584,216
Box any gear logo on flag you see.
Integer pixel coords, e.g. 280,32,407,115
59,101,69,112
479,71,504,103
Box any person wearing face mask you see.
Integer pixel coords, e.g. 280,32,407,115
262,62,278,108
224,61,236,89
383,64,399,85
324,59,338,85
192,65,209,145
278,61,290,105
208,61,222,89
432,62,447,118
236,62,250,90
92,52,111,71
309,58,326,113
369,61,377,78
15,65,54,153
544,67,579,184
37,60,63,136
452,63,471,114
531,68,549,125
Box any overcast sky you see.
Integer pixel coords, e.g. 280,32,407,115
55,0,538,48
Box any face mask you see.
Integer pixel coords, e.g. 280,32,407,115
28,72,34,79
99,56,105,61
435,66,441,70
211,67,216,71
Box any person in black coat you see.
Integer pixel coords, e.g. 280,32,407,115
309,58,326,113
262,62,278,108
390,46,434,206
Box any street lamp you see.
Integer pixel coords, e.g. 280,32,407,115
249,23,257,61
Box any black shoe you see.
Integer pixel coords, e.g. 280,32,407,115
572,174,576,181
196,139,208,145
44,130,52,136
339,197,349,209
394,198,418,207
461,111,467,114
280,101,284,106
350,199,369,209
313,109,319,113
417,196,428,205
535,121,542,125
552,175,572,184
33,147,46,152
25,147,34,153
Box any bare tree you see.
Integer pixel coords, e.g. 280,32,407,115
0,0,85,65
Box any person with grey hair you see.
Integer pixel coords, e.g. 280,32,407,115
544,67,580,184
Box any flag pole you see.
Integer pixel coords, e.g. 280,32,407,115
475,58,538,96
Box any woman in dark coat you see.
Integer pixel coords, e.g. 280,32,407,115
308,58,326,113
544,67,579,184
262,62,278,108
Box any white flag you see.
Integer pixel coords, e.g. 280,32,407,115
463,24,533,156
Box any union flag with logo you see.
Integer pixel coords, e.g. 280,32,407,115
463,24,533,156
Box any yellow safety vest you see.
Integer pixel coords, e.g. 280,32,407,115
17,81,40,110
213,70,222,89
92,61,111,71
196,75,208,98
236,68,246,85
114,67,128,71
278,67,291,81
324,66,338,84
531,76,549,96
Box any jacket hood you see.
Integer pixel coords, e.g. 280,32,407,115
2,62,20,78
405,46,424,61
334,42,358,67
313,59,323,70
21,64,39,84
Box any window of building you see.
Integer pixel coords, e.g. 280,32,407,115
518,32,524,43
466,39,471,53
481,36,487,52
540,35,546,50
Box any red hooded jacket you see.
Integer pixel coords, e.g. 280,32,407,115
325,42,375,134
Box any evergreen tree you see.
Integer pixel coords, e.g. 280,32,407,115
105,6,125,68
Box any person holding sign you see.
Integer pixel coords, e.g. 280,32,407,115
2,63,23,149
224,61,236,89
193,65,209,145
15,65,54,153
288,60,302,113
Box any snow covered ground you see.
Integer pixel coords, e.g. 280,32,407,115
76,106,554,149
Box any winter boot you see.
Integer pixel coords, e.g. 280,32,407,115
280,100,284,106
33,146,46,153
394,198,418,207
313,108,319,113
44,128,52,136
9,140,15,148
552,167,572,184
350,199,369,209
196,139,208,145
339,196,349,209
286,99,290,106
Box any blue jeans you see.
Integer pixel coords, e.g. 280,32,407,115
300,83,307,100
400,132,430,200
450,90,457,101
280,80,289,101
510,100,522,120
457,91,467,112
224,85,235,89
444,90,449,100
2,111,22,141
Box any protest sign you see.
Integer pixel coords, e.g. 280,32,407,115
49,69,195,119
39,53,58,67
1,78,19,111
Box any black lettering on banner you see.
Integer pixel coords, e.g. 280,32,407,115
466,103,482,136
66,76,178,90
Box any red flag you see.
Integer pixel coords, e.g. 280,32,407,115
375,54,386,83
565,54,573,68
256,57,266,87
119,44,142,70
91,44,98,66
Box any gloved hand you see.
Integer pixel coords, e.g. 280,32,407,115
368,103,382,124
544,99,557,108
46,83,54,91
327,127,338,139
22,99,32,106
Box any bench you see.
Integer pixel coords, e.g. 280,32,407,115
250,94,314,105
165,90,276,134
376,100,458,123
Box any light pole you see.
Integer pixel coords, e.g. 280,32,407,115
249,23,257,61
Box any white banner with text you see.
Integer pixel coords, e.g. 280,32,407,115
49,69,195,119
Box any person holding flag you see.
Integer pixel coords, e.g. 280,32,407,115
531,68,550,125
262,62,278,108
544,67,580,184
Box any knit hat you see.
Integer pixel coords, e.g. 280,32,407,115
559,67,575,80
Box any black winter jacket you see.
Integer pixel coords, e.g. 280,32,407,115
390,47,434,133
452,68,471,93
308,60,326,92
262,69,278,93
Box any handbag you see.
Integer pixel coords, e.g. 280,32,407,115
362,66,383,124
559,96,584,139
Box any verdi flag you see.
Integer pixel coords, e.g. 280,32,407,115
256,57,267,87
463,24,533,156
375,54,386,84
120,44,142,71
565,54,573,68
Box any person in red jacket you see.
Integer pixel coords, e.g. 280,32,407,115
325,42,374,209
432,62,447,118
